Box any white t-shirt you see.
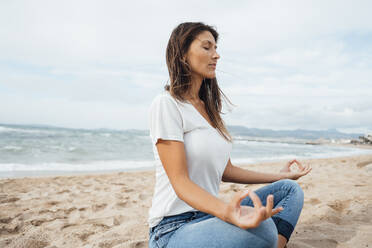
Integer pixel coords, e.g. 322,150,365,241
147,90,233,228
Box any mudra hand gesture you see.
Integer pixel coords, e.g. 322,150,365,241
224,190,283,229
280,159,312,180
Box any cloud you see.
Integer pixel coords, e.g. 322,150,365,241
0,0,371,132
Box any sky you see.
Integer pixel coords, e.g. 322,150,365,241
0,0,371,134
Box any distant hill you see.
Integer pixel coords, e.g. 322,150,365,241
226,125,362,140
0,123,363,140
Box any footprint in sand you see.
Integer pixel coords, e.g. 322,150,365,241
296,238,338,247
0,217,12,224
307,198,321,205
75,230,95,242
321,214,342,225
57,189,70,194
46,200,60,206
1,222,22,234
0,196,20,204
113,215,129,225
121,188,134,193
357,161,372,168
92,203,108,212
64,207,78,215
30,218,49,226
327,200,350,212
116,201,130,209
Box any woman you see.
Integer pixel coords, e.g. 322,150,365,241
148,22,312,248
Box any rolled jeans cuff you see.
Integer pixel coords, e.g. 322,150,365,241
271,216,294,241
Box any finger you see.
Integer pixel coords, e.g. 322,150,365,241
293,159,304,170
249,191,263,210
234,190,251,209
301,163,308,170
271,207,284,216
298,167,312,178
287,159,295,167
298,164,307,172
303,166,312,175
266,195,274,217
301,164,312,173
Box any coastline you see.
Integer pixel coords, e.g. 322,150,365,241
1,153,372,247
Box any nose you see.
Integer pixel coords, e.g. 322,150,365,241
213,50,220,60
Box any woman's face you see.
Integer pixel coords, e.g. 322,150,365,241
185,31,220,80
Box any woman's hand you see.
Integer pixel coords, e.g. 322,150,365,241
280,159,312,180
223,190,283,229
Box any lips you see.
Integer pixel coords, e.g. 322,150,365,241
209,63,217,69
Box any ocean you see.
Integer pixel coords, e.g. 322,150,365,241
1,124,371,178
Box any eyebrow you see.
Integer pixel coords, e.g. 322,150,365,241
198,39,217,48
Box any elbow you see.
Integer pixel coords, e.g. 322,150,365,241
221,176,228,183
222,164,235,183
221,176,232,183
171,176,191,201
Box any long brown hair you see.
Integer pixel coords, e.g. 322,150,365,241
165,22,234,142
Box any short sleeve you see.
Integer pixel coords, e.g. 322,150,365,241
149,94,184,145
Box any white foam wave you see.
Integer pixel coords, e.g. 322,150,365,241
0,160,155,173
0,126,53,134
2,145,23,151
67,146,77,152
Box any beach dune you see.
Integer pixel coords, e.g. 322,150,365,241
1,154,372,248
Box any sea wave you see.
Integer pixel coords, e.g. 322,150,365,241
0,160,155,173
1,145,23,151
0,126,53,135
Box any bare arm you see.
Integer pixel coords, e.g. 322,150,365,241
222,159,286,184
156,139,228,219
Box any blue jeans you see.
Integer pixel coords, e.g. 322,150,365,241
149,179,304,248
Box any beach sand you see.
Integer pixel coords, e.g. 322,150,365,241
1,152,372,248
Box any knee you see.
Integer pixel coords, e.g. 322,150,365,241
280,179,303,192
279,179,304,205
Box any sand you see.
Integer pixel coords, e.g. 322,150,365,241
1,152,372,248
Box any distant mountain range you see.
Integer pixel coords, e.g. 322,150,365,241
0,123,364,140
226,125,363,140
